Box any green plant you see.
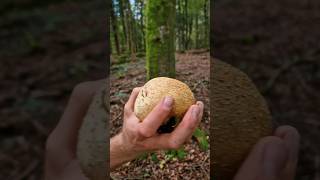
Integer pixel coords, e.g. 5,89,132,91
193,128,209,151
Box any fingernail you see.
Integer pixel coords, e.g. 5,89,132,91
196,101,204,109
192,106,200,120
262,140,288,178
163,96,173,108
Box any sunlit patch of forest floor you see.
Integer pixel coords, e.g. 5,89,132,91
110,49,210,179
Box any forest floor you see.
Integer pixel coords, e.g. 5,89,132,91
0,0,106,179
110,50,210,179
214,0,320,179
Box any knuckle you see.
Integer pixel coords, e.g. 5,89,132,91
133,87,141,93
45,134,56,153
124,103,130,111
159,105,171,113
169,140,182,150
71,81,92,97
124,104,131,115
258,136,284,147
276,125,300,139
138,127,153,138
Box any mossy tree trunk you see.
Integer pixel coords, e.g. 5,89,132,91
145,0,176,80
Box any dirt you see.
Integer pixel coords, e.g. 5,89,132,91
0,0,106,179
213,0,320,179
110,51,210,179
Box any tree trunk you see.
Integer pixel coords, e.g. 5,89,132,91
145,0,176,80
195,14,199,49
139,0,145,51
187,13,193,49
177,0,183,51
111,1,120,55
118,0,127,50
124,0,137,60
184,0,188,50
204,0,209,48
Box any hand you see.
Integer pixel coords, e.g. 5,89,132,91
44,80,104,180
234,125,300,180
110,87,204,170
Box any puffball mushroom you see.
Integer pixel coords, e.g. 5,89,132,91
211,58,273,179
77,84,108,180
77,59,273,180
134,77,196,133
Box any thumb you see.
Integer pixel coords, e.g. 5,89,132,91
234,136,288,180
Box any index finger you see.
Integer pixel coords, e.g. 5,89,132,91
138,96,173,137
168,101,203,148
124,87,142,114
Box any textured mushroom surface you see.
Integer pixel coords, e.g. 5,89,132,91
211,58,273,180
134,77,196,124
77,84,109,180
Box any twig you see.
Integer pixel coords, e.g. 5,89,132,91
292,67,320,101
0,151,19,165
263,58,301,94
21,111,49,136
201,155,210,180
112,112,123,123
192,81,201,92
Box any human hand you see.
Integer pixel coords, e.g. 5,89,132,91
110,87,204,170
234,125,300,180
44,80,104,180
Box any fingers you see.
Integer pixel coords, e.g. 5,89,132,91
48,80,105,151
138,97,174,137
146,101,204,150
124,87,141,117
234,136,288,180
168,101,204,149
45,80,105,176
274,126,300,180
60,160,89,180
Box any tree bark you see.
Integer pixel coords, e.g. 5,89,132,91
195,14,199,49
118,0,127,50
184,0,188,50
145,0,176,80
111,1,120,55
124,0,137,60
204,0,209,48
139,0,145,51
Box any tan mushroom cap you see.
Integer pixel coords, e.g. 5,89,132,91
134,77,196,123
211,58,273,179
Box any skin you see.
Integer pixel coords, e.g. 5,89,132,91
45,80,300,180
110,87,204,170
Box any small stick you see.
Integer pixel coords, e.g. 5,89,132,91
263,58,301,94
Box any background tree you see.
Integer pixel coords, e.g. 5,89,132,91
111,0,209,64
111,1,120,55
145,0,176,80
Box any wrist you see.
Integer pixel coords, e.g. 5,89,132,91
110,133,138,170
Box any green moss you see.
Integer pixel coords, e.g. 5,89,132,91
145,0,176,80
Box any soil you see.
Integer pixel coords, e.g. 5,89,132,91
0,0,106,179
110,51,210,179
213,0,320,179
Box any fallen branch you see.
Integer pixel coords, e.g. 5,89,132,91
292,67,320,102
263,58,301,94
112,112,123,123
